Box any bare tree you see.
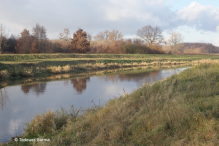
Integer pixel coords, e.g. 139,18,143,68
109,29,123,42
32,23,47,40
166,31,184,51
137,25,163,47
59,28,71,44
133,38,144,45
87,33,92,42
93,30,110,41
32,23,48,53
0,24,8,54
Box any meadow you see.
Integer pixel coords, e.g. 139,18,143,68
1,53,219,80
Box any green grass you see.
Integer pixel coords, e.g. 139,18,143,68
4,62,219,146
1,53,219,62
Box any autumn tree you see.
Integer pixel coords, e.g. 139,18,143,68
30,38,39,53
92,29,124,53
70,28,90,53
15,29,32,54
137,25,163,47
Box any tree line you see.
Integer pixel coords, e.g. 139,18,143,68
0,23,218,54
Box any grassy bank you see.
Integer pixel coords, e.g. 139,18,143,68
3,61,219,145
1,53,219,80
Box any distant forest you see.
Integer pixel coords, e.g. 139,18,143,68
179,43,219,54
0,23,218,54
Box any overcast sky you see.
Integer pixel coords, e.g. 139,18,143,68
0,0,219,46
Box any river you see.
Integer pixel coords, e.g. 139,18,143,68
0,66,189,143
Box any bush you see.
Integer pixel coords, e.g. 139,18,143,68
124,44,164,54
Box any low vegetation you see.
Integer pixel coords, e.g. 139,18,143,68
1,53,219,81
3,60,219,145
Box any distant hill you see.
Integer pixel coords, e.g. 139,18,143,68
179,42,219,54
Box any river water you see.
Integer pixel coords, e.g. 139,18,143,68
0,66,189,143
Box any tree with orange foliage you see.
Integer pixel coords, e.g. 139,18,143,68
70,28,90,53
30,37,39,53
15,29,32,54
15,29,39,54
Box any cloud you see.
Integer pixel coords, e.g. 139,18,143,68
176,2,219,31
0,0,176,38
0,0,218,39
215,38,219,46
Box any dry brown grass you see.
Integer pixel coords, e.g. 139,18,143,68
0,70,10,79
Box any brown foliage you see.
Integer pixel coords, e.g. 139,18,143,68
70,28,90,53
30,38,39,53
15,29,32,54
48,39,69,53
91,29,125,54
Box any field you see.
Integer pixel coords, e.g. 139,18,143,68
1,53,219,81
3,59,219,146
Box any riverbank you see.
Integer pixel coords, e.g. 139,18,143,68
0,65,185,89
3,60,219,145
1,53,219,81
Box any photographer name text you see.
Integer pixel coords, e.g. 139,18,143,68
14,138,50,142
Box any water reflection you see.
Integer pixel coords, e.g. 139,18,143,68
71,78,90,94
21,83,47,96
0,88,9,111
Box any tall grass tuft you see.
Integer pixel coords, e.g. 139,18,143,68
0,70,10,79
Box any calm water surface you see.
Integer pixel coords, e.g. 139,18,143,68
0,67,189,143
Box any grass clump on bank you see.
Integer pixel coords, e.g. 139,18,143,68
4,61,219,146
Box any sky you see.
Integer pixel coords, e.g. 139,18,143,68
0,0,219,46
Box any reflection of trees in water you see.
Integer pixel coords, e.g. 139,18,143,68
0,88,8,111
100,70,160,83
21,83,47,96
63,80,69,86
71,77,90,94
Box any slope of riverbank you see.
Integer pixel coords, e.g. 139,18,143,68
3,60,219,146
1,53,219,81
